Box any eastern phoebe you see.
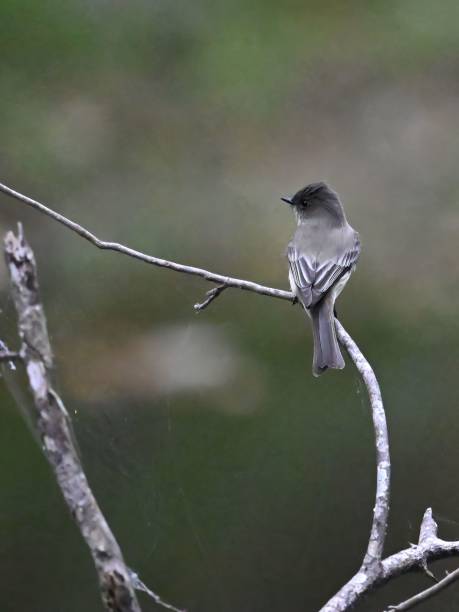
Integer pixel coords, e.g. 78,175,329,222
282,182,360,376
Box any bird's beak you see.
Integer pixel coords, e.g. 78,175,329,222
281,196,293,205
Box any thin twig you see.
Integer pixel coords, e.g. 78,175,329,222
0,181,292,303
385,567,459,611
4,228,141,612
130,571,186,612
194,284,227,311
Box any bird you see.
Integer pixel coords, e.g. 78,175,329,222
282,182,360,376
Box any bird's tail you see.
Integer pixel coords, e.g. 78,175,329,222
310,296,345,377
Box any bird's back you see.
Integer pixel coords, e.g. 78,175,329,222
291,218,358,266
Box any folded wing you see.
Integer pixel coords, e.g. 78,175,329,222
288,232,360,308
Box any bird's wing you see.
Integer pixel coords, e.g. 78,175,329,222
288,231,360,307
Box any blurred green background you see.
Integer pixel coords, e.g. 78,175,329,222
1,1,459,611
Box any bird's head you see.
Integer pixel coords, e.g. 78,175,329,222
281,181,337,210
281,181,345,224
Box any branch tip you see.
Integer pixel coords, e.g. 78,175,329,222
194,284,227,311
419,508,438,543
130,570,185,612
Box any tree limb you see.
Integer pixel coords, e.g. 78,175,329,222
4,226,143,612
336,321,390,571
0,181,291,302
317,323,390,611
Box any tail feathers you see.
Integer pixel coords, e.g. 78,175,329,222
310,298,345,377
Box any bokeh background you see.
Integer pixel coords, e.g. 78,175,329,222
1,1,459,611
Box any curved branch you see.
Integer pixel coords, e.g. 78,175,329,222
335,321,390,570
335,321,390,572
319,322,390,612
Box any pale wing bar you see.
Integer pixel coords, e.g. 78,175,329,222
288,235,360,308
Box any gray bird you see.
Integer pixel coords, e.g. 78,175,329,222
282,182,360,376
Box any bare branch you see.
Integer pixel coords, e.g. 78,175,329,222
319,504,459,612
319,322,390,611
381,508,459,579
385,567,459,611
4,228,141,612
194,284,227,311
0,181,292,303
336,321,390,570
